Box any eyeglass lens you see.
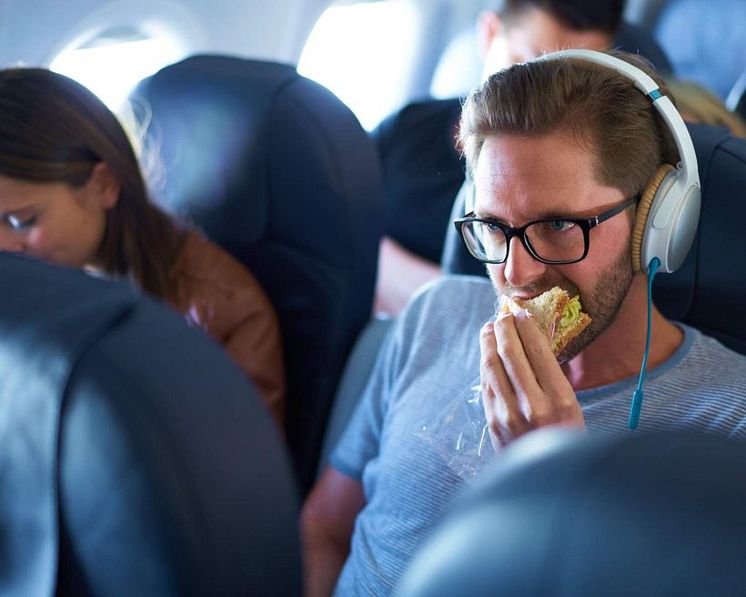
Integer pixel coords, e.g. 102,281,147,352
464,219,585,263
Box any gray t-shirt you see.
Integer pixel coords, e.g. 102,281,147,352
331,276,746,596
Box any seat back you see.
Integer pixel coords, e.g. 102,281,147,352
0,254,301,596
316,316,395,478
132,55,384,492
648,125,746,351
399,429,746,596
442,124,746,354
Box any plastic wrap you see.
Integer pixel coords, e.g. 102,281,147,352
416,375,496,482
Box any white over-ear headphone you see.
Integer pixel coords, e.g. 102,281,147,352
537,49,701,274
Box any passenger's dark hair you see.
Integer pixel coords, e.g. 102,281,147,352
490,0,625,35
458,50,678,199
0,68,185,300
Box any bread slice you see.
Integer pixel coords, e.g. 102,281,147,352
500,286,567,339
500,287,592,356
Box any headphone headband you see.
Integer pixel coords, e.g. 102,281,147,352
536,49,699,193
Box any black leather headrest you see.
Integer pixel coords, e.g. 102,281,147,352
659,124,746,352
0,254,301,596
133,55,384,492
399,429,746,596
442,124,746,354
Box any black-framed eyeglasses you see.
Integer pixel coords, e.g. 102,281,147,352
453,196,639,265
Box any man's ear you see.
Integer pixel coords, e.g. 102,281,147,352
476,11,504,61
86,162,121,210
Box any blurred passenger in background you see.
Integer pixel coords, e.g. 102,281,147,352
0,68,285,425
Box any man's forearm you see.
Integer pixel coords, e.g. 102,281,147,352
375,236,442,316
302,524,349,597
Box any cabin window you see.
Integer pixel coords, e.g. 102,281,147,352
298,0,420,130
430,27,482,99
50,28,185,111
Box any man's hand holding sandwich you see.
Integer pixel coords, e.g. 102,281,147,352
480,286,591,449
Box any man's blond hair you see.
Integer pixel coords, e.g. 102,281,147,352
459,51,678,199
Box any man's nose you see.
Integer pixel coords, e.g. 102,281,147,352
502,236,547,287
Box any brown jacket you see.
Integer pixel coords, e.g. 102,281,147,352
167,231,285,425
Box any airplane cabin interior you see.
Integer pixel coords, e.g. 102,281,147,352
1,0,745,594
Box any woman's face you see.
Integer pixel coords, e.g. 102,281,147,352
0,171,112,269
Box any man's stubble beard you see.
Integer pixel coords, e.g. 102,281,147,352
559,242,634,362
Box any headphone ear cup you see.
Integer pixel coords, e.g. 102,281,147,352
631,164,675,273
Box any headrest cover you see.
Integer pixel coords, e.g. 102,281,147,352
0,255,138,596
399,429,746,596
133,55,384,492
0,254,302,595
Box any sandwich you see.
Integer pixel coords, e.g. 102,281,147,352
500,286,592,356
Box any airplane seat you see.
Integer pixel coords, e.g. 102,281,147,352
442,124,746,354
652,124,746,353
654,0,746,99
316,315,395,477
0,254,301,596
440,182,484,278
131,55,384,494
398,428,746,596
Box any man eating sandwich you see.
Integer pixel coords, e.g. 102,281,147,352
302,51,746,597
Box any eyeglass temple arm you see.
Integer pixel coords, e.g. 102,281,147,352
591,195,640,227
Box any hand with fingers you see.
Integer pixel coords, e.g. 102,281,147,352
480,309,585,450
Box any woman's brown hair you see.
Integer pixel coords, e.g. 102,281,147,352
0,67,185,299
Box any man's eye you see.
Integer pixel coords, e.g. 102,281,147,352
547,220,575,232
5,214,36,230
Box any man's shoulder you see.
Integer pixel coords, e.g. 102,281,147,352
688,326,746,372
662,325,746,400
414,273,493,301
653,326,746,436
401,275,495,329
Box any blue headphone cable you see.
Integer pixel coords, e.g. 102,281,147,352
628,256,662,429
